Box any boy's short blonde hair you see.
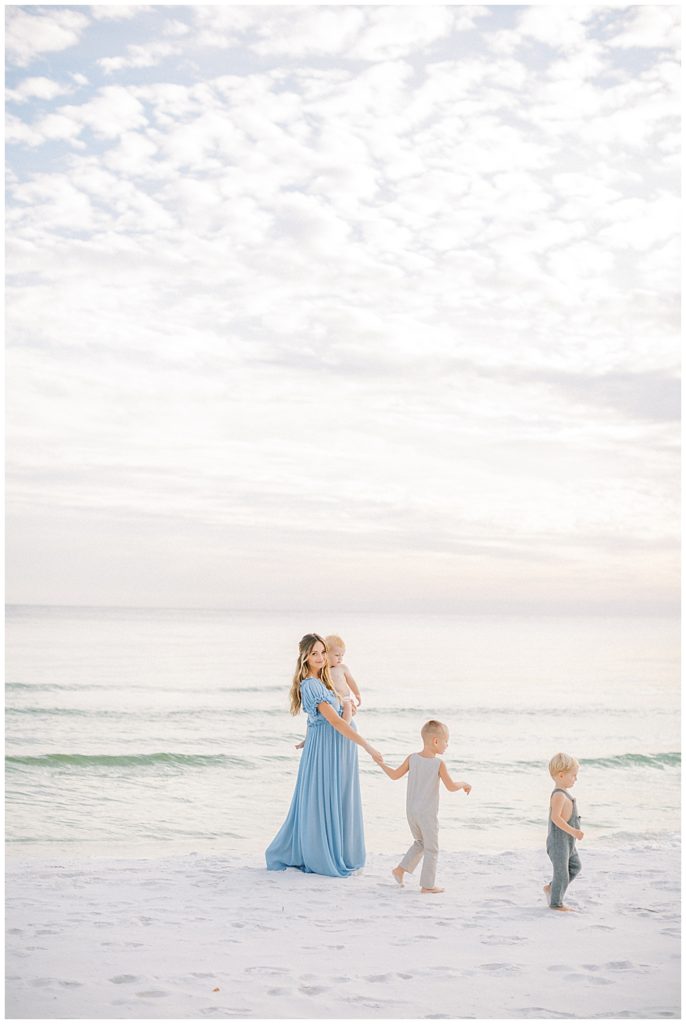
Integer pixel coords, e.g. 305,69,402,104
421,719,448,741
325,634,345,651
548,752,579,778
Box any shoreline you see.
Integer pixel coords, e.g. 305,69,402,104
6,843,680,1019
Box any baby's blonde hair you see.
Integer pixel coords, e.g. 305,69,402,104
421,719,448,741
548,752,579,778
325,634,345,651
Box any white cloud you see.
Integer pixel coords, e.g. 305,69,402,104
349,7,456,61
6,76,72,104
163,19,191,38
608,6,680,51
6,7,89,67
252,7,366,58
90,5,150,20
99,41,179,73
515,5,596,52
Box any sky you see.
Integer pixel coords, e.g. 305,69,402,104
5,4,681,613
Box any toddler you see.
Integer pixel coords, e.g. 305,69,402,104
380,720,471,894
545,752,584,911
325,634,362,722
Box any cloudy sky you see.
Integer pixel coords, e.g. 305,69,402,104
5,4,680,613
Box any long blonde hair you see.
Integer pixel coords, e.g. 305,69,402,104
289,633,335,715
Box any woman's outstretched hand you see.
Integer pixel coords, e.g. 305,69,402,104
366,745,384,765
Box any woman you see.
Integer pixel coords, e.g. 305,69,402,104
265,633,383,877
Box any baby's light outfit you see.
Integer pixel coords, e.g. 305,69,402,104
399,753,441,888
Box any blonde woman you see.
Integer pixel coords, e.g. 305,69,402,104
266,633,383,877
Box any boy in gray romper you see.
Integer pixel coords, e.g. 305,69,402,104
379,720,471,893
545,752,584,911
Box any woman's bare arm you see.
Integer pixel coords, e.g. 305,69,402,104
318,702,382,762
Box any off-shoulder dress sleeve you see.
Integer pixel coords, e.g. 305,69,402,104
300,677,338,717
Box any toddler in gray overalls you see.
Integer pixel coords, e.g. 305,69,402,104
545,752,584,911
378,720,471,893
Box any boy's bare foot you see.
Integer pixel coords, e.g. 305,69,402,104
392,867,405,886
421,886,445,894
550,904,574,912
543,883,551,905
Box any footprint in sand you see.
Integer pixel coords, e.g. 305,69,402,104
563,973,613,985
31,978,81,989
245,966,289,977
135,990,169,998
515,1008,574,1018
199,1009,251,1018
300,984,328,995
110,975,141,985
479,963,521,975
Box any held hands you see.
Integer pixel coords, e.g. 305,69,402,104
366,744,384,765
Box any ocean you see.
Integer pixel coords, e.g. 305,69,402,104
5,605,680,861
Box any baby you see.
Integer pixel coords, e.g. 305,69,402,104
324,634,361,723
379,720,471,893
545,752,584,911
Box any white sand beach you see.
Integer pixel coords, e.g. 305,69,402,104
6,840,679,1020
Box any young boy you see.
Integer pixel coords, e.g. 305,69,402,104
545,752,584,912
380,720,471,894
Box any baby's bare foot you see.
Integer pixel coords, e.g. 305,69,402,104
543,883,551,905
392,867,405,887
421,886,445,894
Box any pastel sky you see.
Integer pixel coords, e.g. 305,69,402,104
5,4,681,612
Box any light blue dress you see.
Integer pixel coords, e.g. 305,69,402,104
265,677,366,876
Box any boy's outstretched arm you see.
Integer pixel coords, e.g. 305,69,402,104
439,761,471,793
343,665,361,706
380,755,410,781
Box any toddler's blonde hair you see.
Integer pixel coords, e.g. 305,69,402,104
325,634,345,651
421,719,448,741
548,752,579,778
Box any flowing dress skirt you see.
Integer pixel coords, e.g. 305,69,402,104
265,718,365,877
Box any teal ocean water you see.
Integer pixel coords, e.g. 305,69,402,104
5,606,680,860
